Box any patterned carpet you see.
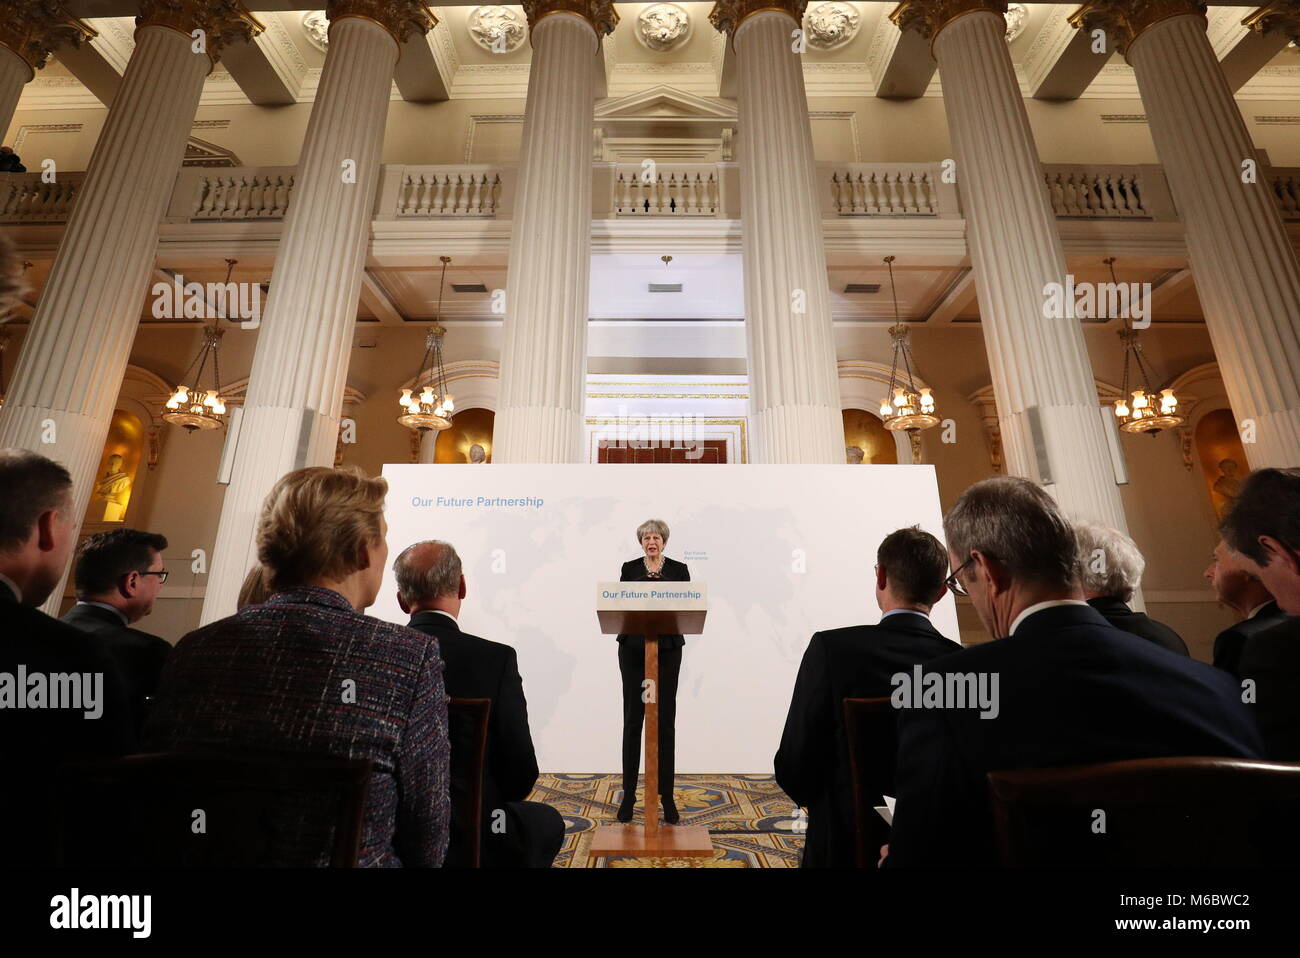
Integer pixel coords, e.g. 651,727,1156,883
530,773,805,867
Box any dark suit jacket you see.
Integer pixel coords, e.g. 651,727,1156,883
60,602,171,735
887,604,1263,867
1238,616,1300,761
406,610,541,868
617,556,691,651
1213,601,1289,679
0,580,135,866
1087,595,1189,656
774,611,957,867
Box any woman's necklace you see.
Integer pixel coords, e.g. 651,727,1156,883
643,555,664,578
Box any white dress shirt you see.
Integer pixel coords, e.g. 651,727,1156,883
1009,599,1089,636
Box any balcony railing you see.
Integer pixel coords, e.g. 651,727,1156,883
5,161,1299,228
0,172,86,222
612,163,722,216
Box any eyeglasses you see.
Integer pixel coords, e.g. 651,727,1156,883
138,570,169,583
945,555,975,597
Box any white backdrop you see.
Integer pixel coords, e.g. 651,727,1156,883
374,464,958,773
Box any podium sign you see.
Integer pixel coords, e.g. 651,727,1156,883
590,582,713,859
595,583,707,636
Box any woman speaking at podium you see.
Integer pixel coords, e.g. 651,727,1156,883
616,519,690,825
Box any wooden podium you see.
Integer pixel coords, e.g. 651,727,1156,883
589,582,714,859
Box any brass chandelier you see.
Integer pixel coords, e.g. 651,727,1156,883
398,256,455,432
1107,257,1183,435
163,259,233,432
878,256,939,432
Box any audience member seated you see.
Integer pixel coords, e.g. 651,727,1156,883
1220,468,1300,761
775,526,956,868
395,540,564,868
146,466,451,867
61,529,173,735
886,476,1262,867
1075,521,1188,656
1205,537,1287,679
0,450,134,866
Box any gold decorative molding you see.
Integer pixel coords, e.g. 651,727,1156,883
1069,0,1208,57
1243,2,1300,44
709,0,807,37
326,0,438,47
521,0,619,36
890,0,1007,49
0,1,96,77
136,0,262,64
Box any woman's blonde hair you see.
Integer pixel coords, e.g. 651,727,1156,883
257,466,388,591
236,564,272,610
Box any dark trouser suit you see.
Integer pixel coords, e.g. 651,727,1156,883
618,641,681,799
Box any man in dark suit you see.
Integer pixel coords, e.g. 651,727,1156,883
395,539,563,867
886,477,1262,868
1221,468,1300,761
775,525,957,867
61,529,172,735
0,449,134,866
1205,537,1288,679
1075,520,1188,656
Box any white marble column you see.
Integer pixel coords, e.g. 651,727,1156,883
201,7,433,623
710,1,844,463
893,1,1130,529
0,3,255,615
491,1,616,463
0,2,94,138
1077,3,1300,468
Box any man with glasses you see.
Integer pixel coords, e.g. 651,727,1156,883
62,529,173,735
886,476,1261,866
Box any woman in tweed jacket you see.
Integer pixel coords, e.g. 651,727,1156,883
147,466,450,867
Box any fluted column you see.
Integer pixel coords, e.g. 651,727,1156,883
0,1,95,137
892,0,1129,530
709,1,844,463
0,1,257,615
1074,1,1300,467
491,0,616,462
201,2,435,623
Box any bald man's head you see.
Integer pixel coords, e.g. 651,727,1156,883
393,539,463,610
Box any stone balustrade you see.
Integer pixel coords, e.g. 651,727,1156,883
0,172,86,222
612,163,723,216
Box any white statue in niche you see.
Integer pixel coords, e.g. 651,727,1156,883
468,6,527,54
845,445,865,465
804,2,861,51
636,3,691,52
468,443,487,464
95,453,132,522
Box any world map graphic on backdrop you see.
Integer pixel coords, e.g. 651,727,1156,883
375,464,956,772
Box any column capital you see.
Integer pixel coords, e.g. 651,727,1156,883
708,0,806,38
325,1,439,46
889,0,1006,46
0,1,95,78
136,0,262,64
521,0,619,36
1068,0,1207,56
1243,2,1300,45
